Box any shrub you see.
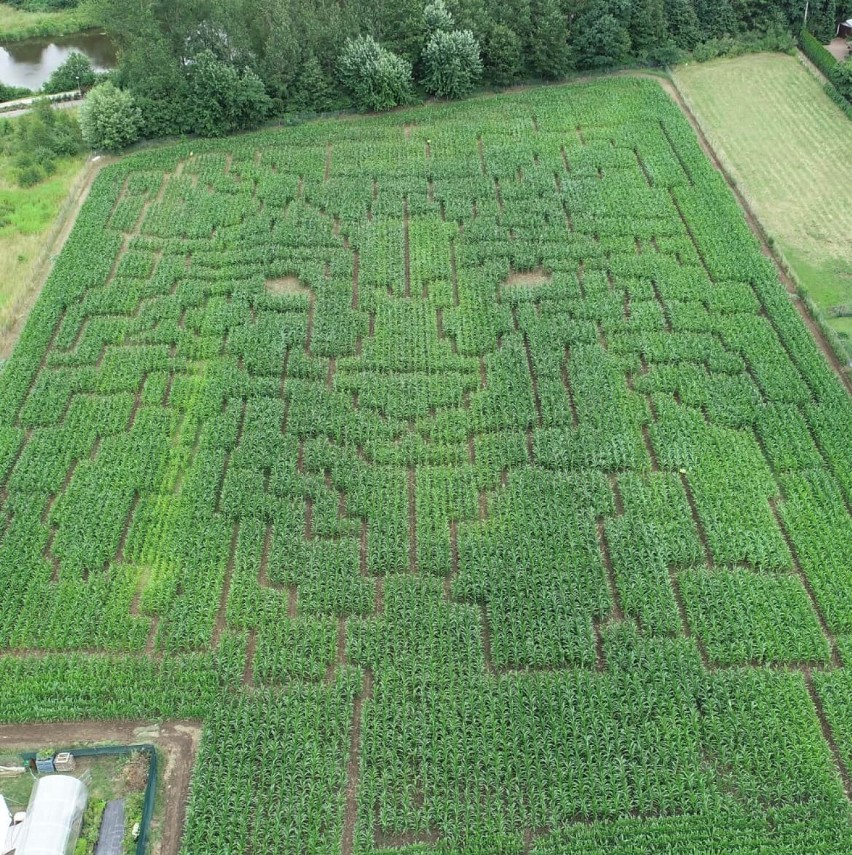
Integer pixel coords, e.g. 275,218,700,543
42,51,96,95
422,29,483,99
338,36,413,112
79,82,141,152
831,60,852,101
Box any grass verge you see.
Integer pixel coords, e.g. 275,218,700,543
0,1,98,42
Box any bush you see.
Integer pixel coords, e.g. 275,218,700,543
79,82,141,152
187,50,272,137
422,29,483,99
338,36,413,112
799,28,852,112
830,59,852,101
42,51,96,94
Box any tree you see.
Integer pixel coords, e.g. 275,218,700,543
664,0,702,50
527,0,572,79
290,51,339,112
79,83,141,152
630,0,667,57
187,50,272,137
338,35,413,111
482,22,523,85
422,29,484,98
424,0,455,32
43,52,97,95
573,13,632,69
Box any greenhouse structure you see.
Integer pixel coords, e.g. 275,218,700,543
12,775,88,855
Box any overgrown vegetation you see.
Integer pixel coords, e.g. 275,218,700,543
0,100,83,186
0,78,850,852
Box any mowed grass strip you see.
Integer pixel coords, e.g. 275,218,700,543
674,52,852,350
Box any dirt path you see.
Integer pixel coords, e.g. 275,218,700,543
0,154,113,360
0,719,201,855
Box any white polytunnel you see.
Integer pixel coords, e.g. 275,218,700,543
14,775,88,855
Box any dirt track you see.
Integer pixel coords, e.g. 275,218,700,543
0,720,201,855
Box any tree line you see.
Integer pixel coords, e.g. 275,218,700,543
77,0,846,145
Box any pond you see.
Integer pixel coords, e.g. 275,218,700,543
0,30,116,92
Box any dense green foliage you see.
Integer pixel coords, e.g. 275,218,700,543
338,35,414,112
0,99,83,186
92,0,815,140
1,78,851,852
79,82,141,152
423,29,483,99
186,49,272,137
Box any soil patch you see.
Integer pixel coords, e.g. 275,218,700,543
504,269,552,289
0,720,201,855
266,276,312,296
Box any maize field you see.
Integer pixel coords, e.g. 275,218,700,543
1,77,851,853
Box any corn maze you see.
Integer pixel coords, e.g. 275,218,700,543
1,77,852,853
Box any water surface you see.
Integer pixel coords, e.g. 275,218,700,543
0,30,116,91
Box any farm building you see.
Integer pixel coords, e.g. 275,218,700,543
9,776,88,855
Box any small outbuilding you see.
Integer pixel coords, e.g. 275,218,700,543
12,775,88,855
838,19,852,38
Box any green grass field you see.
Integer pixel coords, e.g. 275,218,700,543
0,77,851,853
0,2,96,41
674,52,852,353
